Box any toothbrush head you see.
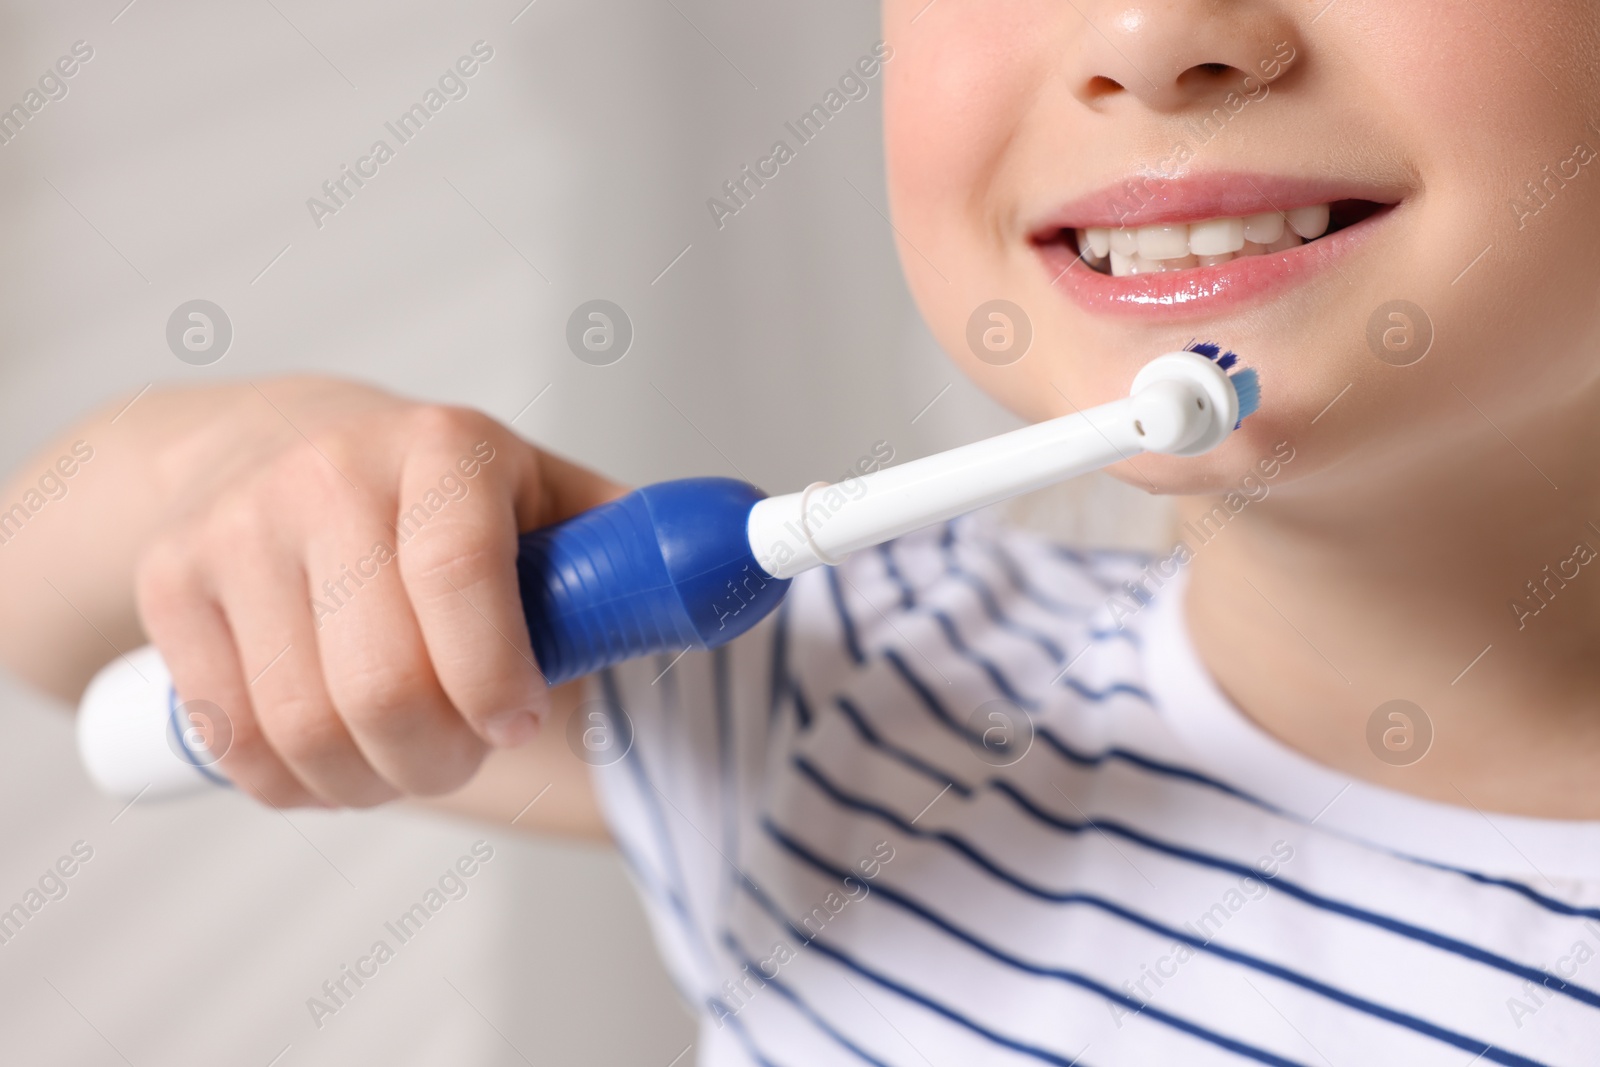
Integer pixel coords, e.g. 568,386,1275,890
1183,340,1260,423
1128,343,1261,456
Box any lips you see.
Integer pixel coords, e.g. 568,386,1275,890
1028,172,1402,318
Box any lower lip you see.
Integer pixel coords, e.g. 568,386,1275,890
1036,209,1388,320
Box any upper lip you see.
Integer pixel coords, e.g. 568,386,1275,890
1026,170,1407,233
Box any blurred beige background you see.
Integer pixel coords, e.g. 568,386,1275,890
0,1,1161,1064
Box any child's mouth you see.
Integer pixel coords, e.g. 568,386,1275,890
1056,199,1387,277
1027,176,1402,319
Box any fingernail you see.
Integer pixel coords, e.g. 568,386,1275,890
485,711,540,748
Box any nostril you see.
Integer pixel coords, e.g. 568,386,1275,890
1084,75,1125,100
1176,62,1245,92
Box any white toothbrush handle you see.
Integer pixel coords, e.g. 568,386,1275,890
77,646,225,799
751,397,1143,573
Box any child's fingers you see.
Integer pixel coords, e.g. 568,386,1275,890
308,516,488,795
518,447,630,529
133,540,319,809
131,402,627,810
218,546,398,808
395,414,549,749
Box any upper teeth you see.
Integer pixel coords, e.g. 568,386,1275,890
1079,204,1331,276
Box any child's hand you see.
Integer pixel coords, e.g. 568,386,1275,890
131,379,626,810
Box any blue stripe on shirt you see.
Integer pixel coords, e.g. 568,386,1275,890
927,529,1067,660
715,644,740,920
825,566,866,666
599,667,718,976
989,537,1096,617
830,691,973,798
1416,858,1600,924
769,593,794,727
719,929,900,1067
883,648,1221,797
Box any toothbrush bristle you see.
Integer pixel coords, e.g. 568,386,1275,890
1184,339,1238,371
1230,368,1261,421
1185,340,1259,423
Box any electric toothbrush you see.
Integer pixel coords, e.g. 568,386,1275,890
76,344,1260,799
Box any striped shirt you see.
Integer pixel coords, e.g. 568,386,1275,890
589,510,1600,1066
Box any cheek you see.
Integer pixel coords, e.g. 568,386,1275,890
1327,8,1600,437
886,5,1070,418
884,22,1021,279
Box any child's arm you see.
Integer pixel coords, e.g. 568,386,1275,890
0,376,625,830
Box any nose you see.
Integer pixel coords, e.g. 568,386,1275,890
1066,3,1302,113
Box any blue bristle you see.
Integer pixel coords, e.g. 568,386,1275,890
1231,368,1260,422
1184,339,1238,370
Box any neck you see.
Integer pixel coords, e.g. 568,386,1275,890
1182,398,1600,819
